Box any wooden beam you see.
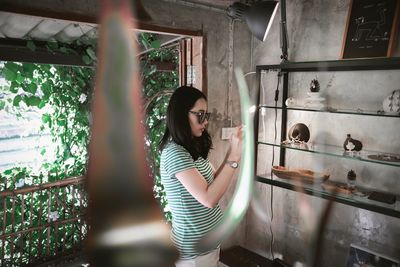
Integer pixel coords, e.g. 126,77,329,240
0,4,98,25
152,61,178,72
135,22,202,37
192,36,206,93
0,38,93,67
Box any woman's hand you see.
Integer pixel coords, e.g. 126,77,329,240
228,125,243,162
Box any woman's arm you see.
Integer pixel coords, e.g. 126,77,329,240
175,126,242,208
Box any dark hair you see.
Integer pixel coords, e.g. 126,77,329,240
159,86,212,160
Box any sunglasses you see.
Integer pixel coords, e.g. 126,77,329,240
189,110,211,124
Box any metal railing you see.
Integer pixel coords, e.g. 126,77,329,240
0,176,87,266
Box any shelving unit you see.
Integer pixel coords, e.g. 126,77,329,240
256,175,400,218
255,57,400,218
258,141,400,167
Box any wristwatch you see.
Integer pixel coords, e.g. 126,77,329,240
227,160,239,169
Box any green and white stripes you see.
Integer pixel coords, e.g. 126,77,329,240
160,143,223,259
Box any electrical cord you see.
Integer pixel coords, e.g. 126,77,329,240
269,71,281,260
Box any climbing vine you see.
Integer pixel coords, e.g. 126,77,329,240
0,32,178,265
0,40,96,189
140,33,179,222
0,39,96,266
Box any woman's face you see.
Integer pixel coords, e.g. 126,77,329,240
188,98,209,137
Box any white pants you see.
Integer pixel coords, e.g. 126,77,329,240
175,247,220,267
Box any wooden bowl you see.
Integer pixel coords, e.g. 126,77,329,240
271,166,330,183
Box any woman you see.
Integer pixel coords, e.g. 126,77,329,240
159,86,242,267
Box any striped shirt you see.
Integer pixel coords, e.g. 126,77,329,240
160,142,223,259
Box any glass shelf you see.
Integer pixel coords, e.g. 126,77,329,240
256,174,400,218
259,105,400,118
256,57,400,72
258,141,400,167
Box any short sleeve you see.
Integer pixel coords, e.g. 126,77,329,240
162,144,196,177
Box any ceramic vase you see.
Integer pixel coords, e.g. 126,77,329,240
347,170,356,190
288,123,310,143
382,89,400,115
343,134,363,151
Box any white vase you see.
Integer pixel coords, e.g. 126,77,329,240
382,89,400,115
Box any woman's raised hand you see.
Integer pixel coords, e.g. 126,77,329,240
229,125,243,162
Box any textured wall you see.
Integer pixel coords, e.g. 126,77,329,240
248,0,400,266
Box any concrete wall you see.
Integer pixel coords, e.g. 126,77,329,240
247,0,400,266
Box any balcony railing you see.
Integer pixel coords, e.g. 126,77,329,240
0,176,87,266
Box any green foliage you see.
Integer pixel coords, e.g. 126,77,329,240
140,34,179,222
0,39,94,265
0,32,178,265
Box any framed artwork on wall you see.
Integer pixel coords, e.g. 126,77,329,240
346,244,399,267
340,0,400,59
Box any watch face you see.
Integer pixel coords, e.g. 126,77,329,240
230,161,238,168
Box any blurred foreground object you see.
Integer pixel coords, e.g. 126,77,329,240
87,0,178,266
197,69,255,251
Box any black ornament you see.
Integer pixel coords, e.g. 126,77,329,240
288,123,310,143
347,170,356,181
310,79,320,92
343,134,363,151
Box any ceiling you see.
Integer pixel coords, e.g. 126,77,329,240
0,12,98,43
0,0,240,63
0,0,238,43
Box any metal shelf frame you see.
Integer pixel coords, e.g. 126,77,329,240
254,57,400,218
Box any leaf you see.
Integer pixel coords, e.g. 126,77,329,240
40,148,46,155
77,78,86,88
10,81,19,93
16,73,25,84
82,55,92,65
39,194,47,202
41,82,51,98
5,62,20,72
13,95,22,107
3,67,17,81
42,114,50,123
38,100,46,109
57,118,66,126
22,63,35,76
27,40,36,51
48,174,57,182
47,41,58,50
25,96,41,106
59,46,67,53
24,83,38,94
0,100,5,110
86,47,96,60
150,39,161,49
16,171,25,179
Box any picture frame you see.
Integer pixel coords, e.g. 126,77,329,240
346,244,399,267
340,0,400,59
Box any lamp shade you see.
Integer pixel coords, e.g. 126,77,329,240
227,1,279,42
